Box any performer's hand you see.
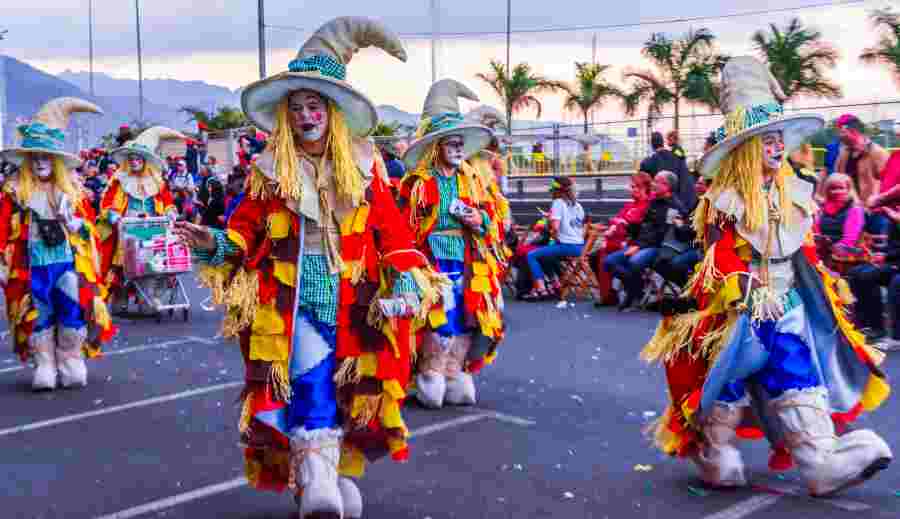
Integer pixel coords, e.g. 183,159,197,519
173,221,215,252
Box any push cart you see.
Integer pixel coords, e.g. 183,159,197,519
119,217,192,323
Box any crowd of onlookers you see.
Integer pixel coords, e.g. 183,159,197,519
509,113,900,352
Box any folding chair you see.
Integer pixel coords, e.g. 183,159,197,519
558,223,605,302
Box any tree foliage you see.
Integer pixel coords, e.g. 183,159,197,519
752,17,841,101
561,63,624,134
179,105,248,131
622,28,728,129
860,8,900,87
475,60,567,131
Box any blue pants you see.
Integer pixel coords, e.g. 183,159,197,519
865,212,891,238
718,320,821,402
30,262,85,333
526,243,583,281
604,248,658,300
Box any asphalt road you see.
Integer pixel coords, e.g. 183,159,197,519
1,277,899,519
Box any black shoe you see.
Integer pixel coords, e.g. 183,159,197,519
863,328,887,342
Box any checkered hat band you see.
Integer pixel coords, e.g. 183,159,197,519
288,55,347,81
713,102,784,144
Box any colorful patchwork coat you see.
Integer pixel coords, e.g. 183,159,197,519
399,162,505,373
641,174,890,468
198,138,444,491
0,187,114,361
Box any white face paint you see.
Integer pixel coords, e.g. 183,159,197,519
439,136,466,168
31,153,54,180
761,131,785,171
127,154,146,173
289,90,329,143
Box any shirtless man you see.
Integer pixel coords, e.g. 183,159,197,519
835,114,889,207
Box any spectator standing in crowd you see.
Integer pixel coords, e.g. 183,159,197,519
532,141,546,175
184,139,201,180
115,124,133,147
640,131,697,210
824,133,841,175
381,141,406,184
223,165,247,222
667,130,686,164
522,177,585,301
206,155,226,183
835,114,890,233
169,157,196,219
866,145,900,215
604,171,684,311
236,133,265,168
590,172,652,306
199,174,226,229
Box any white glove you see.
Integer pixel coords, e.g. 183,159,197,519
0,262,8,287
58,194,84,233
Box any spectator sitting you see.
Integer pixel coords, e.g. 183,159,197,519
846,204,900,350
590,172,652,306
653,175,707,288
640,131,697,210
814,173,866,274
511,217,564,299
835,114,890,236
522,177,585,301
604,171,684,311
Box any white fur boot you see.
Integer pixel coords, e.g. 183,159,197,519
57,327,88,388
772,388,892,497
444,336,476,406
691,402,747,488
291,428,343,519
338,477,363,519
29,329,57,391
416,334,447,409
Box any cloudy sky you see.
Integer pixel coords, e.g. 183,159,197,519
4,0,900,124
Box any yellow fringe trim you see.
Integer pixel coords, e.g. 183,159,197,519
270,360,291,403
198,265,259,338
350,393,385,427
333,357,361,387
238,391,254,434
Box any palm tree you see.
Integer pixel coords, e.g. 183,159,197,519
475,60,566,132
179,105,248,131
860,8,900,86
562,62,623,134
622,28,728,130
752,17,841,101
372,121,401,137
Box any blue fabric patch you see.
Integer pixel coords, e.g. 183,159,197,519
31,262,85,332
433,258,471,337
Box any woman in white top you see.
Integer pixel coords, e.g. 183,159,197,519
522,176,585,300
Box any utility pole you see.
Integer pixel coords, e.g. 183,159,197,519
135,0,144,123
503,0,512,193
89,0,95,97
0,29,7,147
258,0,267,79
430,0,440,83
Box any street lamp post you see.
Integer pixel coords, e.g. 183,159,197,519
0,29,8,148
135,0,144,123
503,0,511,193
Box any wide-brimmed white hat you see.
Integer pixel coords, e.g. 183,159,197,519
110,126,188,171
402,79,492,169
1,97,103,169
241,16,407,136
698,56,824,178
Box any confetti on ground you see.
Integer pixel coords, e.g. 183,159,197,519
570,394,584,404
687,486,709,497
555,301,568,309
633,464,654,472
562,491,575,500
642,411,657,418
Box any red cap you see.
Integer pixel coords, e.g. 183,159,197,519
197,122,209,130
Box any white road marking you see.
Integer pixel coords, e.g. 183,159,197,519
0,381,243,438
701,495,782,519
93,411,534,519
469,407,537,426
0,336,218,375
762,481,872,512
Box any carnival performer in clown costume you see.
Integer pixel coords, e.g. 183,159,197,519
173,17,445,519
0,97,114,390
400,80,506,409
643,57,892,497
99,127,183,313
